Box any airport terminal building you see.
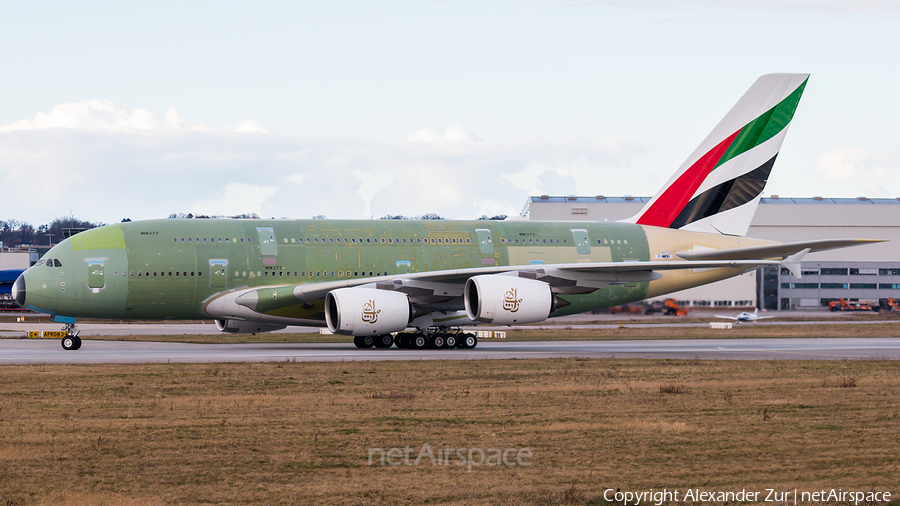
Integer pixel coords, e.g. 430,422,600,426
526,196,900,310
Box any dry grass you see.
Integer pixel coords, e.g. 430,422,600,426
1,359,899,505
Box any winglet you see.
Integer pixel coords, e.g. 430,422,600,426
781,248,810,279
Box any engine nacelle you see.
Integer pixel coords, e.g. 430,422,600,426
325,288,412,336
465,275,553,325
215,319,287,334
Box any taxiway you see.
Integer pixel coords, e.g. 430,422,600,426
2,337,899,364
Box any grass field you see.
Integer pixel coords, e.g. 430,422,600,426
1,358,898,505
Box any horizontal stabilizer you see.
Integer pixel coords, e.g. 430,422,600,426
675,239,885,262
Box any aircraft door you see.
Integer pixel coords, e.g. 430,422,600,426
210,260,227,289
87,260,105,290
571,229,591,256
475,229,495,266
257,227,277,256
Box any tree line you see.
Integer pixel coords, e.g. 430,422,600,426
0,217,103,248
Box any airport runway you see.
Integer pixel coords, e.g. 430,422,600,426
1,318,897,338
2,337,900,364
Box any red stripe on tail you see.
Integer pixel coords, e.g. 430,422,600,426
636,129,741,228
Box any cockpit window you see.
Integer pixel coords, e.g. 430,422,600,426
45,259,54,267
54,259,62,267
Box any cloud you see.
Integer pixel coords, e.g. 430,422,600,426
190,182,280,217
407,125,481,142
0,101,647,225
814,146,897,196
231,120,272,135
0,100,260,134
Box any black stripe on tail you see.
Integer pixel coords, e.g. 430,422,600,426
669,154,777,230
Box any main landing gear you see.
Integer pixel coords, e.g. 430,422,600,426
353,328,477,350
61,323,82,351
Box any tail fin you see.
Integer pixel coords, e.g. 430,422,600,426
622,73,809,236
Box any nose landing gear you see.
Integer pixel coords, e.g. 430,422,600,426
60,323,81,351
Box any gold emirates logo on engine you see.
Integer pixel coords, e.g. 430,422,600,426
361,299,381,324
502,288,523,313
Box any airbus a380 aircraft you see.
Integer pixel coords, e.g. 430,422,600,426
12,73,881,351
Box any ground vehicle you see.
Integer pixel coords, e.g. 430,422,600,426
877,298,897,313
645,298,688,316
828,298,877,312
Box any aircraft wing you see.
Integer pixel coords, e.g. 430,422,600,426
675,239,884,262
214,256,806,321
714,315,739,320
296,257,800,300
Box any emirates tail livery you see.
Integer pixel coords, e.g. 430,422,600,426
13,73,881,351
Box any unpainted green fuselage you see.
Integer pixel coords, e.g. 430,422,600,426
23,218,664,323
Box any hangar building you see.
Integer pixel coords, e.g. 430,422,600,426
526,196,900,311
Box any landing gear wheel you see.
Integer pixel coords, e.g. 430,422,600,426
444,334,458,349
61,335,82,351
412,333,427,349
360,335,375,348
430,334,445,349
354,336,368,348
458,333,477,349
373,334,394,348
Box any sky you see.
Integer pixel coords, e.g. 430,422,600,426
0,0,898,226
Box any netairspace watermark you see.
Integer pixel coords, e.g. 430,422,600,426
368,443,532,472
604,488,892,506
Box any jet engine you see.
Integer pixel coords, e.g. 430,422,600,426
465,275,555,325
325,288,413,336
215,319,287,334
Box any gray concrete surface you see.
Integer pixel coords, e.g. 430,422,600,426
2,337,899,364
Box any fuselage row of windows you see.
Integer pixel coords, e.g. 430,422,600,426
125,271,201,277
125,269,391,279
174,237,251,243
170,236,628,245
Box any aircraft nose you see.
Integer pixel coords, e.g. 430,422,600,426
12,273,26,307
